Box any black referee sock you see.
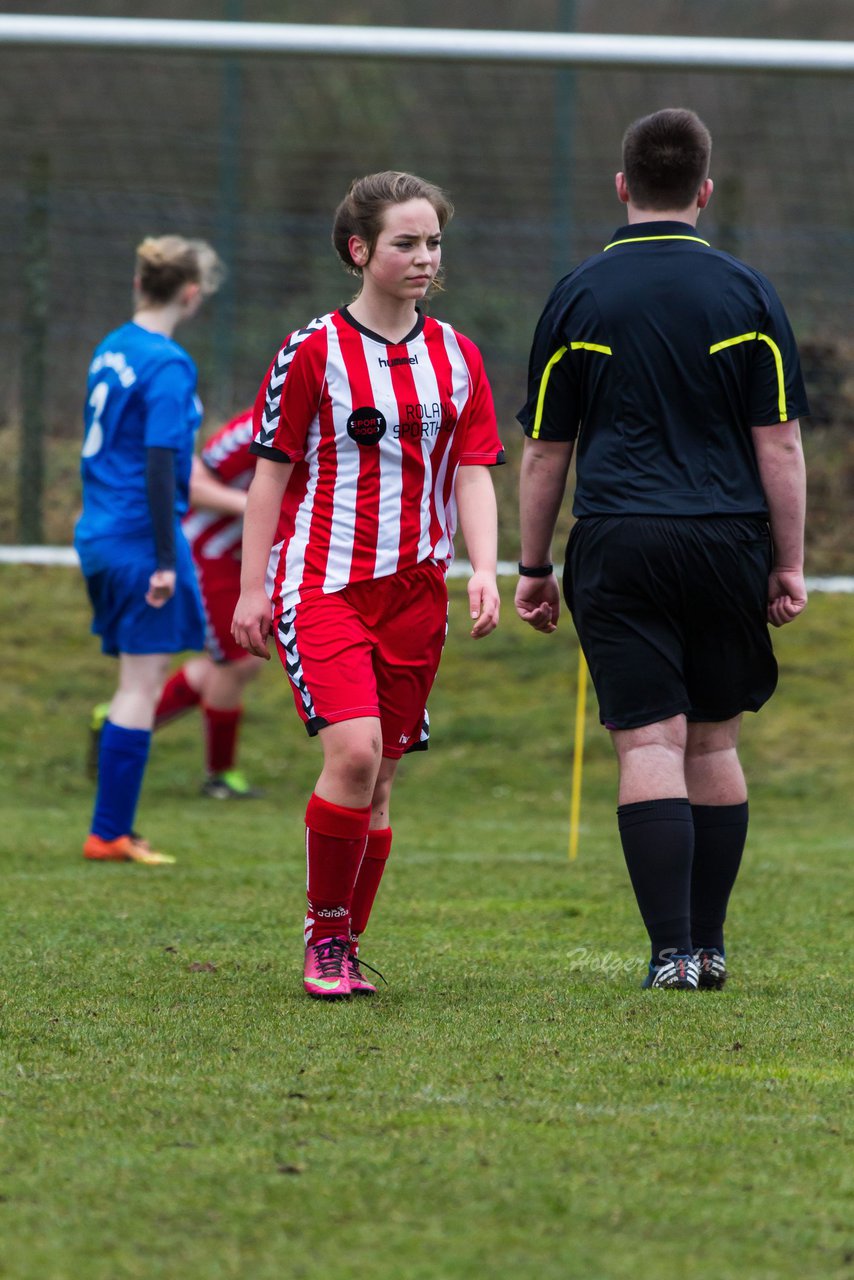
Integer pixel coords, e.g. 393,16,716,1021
617,798,694,965
690,801,749,954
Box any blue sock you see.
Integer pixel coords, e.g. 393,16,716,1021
90,721,152,840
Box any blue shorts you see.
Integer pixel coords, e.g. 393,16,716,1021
78,530,205,657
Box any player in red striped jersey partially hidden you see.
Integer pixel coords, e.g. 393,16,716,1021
232,171,504,999
155,409,267,798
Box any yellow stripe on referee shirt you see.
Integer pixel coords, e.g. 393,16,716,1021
531,342,612,440
709,332,788,422
603,234,711,250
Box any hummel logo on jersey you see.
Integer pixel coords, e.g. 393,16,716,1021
398,733,410,745
378,354,418,368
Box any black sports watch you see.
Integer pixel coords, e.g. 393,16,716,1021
517,562,554,578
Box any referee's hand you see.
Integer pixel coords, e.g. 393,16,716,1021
515,575,560,634
767,568,807,628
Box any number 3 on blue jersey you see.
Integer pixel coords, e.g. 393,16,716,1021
82,380,109,458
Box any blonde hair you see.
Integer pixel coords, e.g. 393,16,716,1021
135,235,225,304
332,171,454,273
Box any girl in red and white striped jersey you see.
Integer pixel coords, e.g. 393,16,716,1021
232,171,504,999
154,409,266,798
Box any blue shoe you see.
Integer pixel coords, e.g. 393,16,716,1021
694,947,727,990
641,952,699,989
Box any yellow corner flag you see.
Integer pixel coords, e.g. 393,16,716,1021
569,648,588,861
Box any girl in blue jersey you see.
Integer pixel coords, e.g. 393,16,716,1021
76,235,223,864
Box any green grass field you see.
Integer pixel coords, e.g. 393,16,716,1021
1,566,852,1280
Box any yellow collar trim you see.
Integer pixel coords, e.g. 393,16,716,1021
603,234,711,251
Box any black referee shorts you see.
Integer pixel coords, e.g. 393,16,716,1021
564,515,778,730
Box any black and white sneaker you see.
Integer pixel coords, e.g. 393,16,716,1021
695,947,728,990
641,952,700,989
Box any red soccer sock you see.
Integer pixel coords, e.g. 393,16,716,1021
202,705,242,775
154,668,202,728
304,792,371,945
350,827,393,946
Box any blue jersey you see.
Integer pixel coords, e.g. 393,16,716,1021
75,322,202,555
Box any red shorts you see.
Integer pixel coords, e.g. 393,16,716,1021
274,561,448,759
195,555,246,664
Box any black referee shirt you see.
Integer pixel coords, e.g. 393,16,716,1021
518,221,810,518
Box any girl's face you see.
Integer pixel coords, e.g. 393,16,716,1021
350,198,442,304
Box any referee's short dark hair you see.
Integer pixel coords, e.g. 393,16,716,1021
622,108,712,210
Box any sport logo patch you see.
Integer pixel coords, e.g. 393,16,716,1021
347,406,387,447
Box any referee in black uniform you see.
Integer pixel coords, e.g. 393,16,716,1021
515,108,808,989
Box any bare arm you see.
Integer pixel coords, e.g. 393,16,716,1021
751,419,807,627
189,455,249,518
454,464,499,638
515,437,574,633
231,458,293,658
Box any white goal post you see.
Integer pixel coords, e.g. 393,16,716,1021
0,15,853,74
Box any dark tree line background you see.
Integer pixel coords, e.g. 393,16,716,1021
1,0,852,565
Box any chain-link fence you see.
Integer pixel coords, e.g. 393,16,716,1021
2,2,852,564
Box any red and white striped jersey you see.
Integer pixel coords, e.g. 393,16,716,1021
251,307,504,616
182,409,256,562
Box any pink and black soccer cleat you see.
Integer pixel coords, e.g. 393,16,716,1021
346,944,386,997
303,936,351,1000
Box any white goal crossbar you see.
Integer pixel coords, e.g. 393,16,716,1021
0,16,853,74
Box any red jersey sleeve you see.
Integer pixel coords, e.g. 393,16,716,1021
251,320,327,463
201,410,255,483
454,332,505,466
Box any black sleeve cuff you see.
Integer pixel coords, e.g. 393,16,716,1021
249,440,295,463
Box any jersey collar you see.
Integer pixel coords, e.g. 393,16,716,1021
603,220,711,251
339,305,425,346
